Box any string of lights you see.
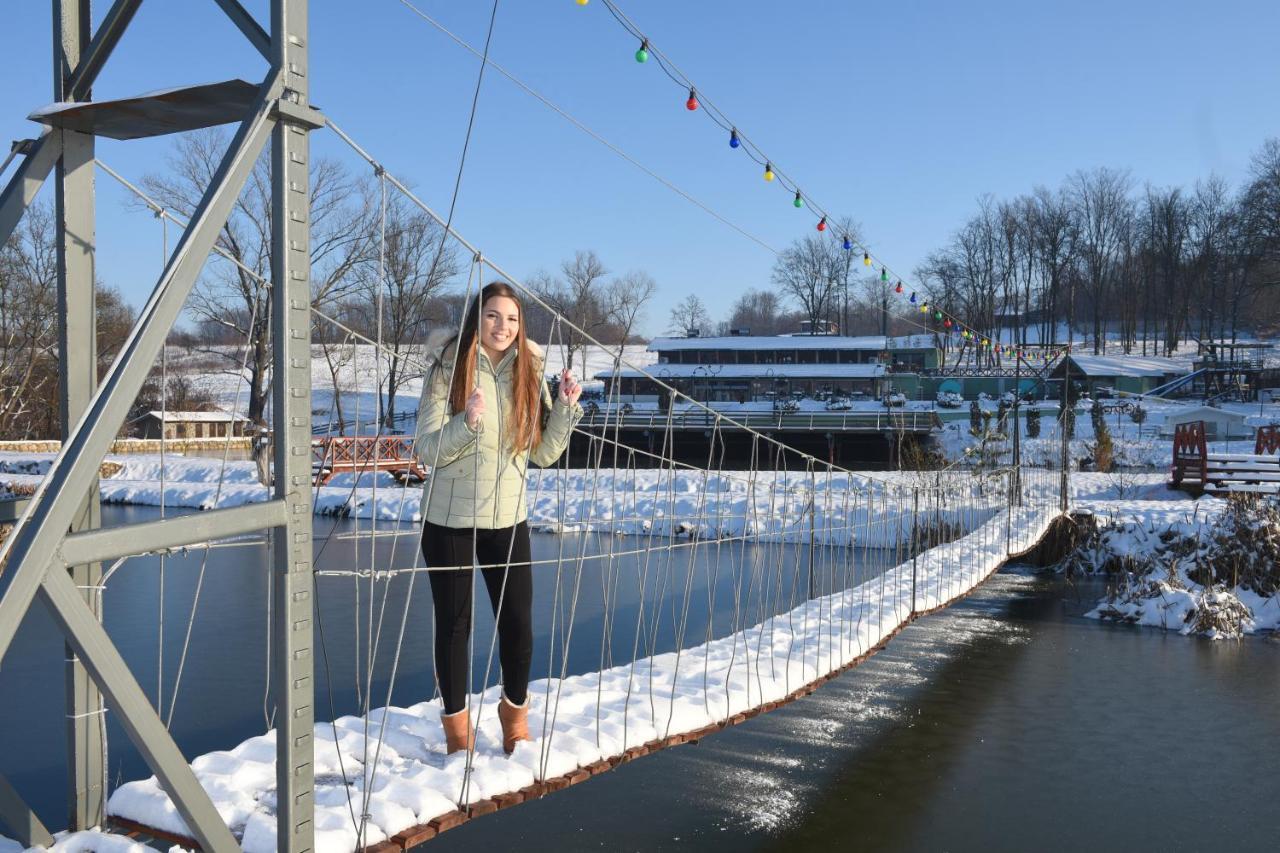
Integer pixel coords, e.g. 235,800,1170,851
573,0,1070,365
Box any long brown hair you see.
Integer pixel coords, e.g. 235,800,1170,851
447,282,543,452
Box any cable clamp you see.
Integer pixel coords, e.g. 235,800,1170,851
66,708,108,720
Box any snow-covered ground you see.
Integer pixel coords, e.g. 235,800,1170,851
935,397,1280,469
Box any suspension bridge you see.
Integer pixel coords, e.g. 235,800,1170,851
0,3,1080,851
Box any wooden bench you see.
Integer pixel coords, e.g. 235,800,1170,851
1172,421,1280,495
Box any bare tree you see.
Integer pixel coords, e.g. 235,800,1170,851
771,234,840,332
530,250,610,375
604,270,656,345
349,194,459,428
142,129,377,423
0,202,58,439
667,294,711,337
719,288,796,336
1069,167,1133,353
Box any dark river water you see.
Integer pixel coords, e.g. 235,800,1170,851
2,506,1276,851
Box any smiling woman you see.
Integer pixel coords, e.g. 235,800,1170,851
413,281,584,755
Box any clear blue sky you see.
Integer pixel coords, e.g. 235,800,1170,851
3,0,1277,338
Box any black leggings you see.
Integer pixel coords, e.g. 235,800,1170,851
422,521,533,715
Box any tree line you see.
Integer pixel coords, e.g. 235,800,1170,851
913,140,1280,354
669,139,1280,354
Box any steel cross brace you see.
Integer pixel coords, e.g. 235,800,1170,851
0,75,283,851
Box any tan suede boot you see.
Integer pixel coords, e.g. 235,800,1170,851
440,708,474,754
497,694,530,754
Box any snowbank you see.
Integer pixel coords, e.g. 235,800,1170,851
1064,499,1280,638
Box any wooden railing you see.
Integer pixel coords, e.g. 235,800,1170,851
575,408,941,433
311,436,426,485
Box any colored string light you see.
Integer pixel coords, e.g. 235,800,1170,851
590,4,1057,353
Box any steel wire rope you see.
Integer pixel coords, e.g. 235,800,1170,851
163,265,265,729
394,0,778,255
157,213,169,718
534,316,611,781
355,171,391,843
661,412,720,736
323,118,918,488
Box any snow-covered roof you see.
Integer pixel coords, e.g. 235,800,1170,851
144,410,249,422
650,335,888,352
596,364,887,380
1065,355,1187,378
648,334,939,352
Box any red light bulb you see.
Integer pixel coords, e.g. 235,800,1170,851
685,88,698,111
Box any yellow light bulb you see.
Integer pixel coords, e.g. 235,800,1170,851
764,165,774,182
576,0,589,6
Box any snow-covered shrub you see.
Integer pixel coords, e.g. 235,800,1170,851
1067,499,1280,638
936,391,963,408
1188,497,1280,597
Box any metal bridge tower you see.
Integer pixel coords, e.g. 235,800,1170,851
0,2,319,850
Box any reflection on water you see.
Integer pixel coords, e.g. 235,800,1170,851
426,569,1280,853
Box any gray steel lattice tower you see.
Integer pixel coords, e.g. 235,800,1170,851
0,2,319,849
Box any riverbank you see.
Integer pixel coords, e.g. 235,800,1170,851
1063,497,1280,638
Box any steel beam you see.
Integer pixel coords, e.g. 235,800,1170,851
0,0,140,246
0,772,54,848
0,131,60,248
214,0,272,60
37,567,239,851
63,0,144,100
270,2,316,849
0,72,279,668
54,0,106,830
58,501,290,567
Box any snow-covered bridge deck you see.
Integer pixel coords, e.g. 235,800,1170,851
100,493,1065,852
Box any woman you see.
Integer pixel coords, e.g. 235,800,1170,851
414,281,583,755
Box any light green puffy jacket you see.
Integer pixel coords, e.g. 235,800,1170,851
414,337,582,529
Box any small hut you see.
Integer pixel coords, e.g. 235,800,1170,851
137,410,251,440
